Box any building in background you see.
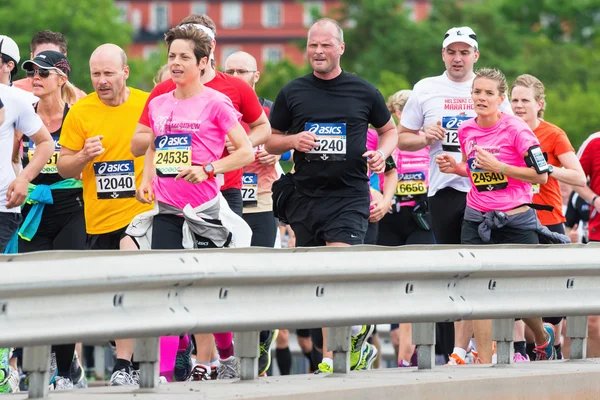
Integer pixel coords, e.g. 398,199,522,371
115,0,432,70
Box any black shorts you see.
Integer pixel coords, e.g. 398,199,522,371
19,209,86,252
364,222,378,245
461,218,539,245
285,191,369,247
85,225,129,250
151,214,228,249
221,188,243,217
377,206,435,246
242,211,277,247
428,187,467,245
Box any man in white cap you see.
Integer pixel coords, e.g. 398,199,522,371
398,26,512,365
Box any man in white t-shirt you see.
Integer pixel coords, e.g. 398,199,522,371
398,27,511,365
0,85,53,252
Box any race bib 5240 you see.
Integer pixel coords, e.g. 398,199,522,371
93,160,136,199
468,158,508,192
305,122,346,161
154,133,192,177
28,137,61,174
241,173,258,206
441,116,470,152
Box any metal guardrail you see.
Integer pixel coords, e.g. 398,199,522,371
2,244,600,398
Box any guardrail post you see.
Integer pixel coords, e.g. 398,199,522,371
413,322,435,369
327,326,351,374
567,316,588,360
235,331,259,380
23,346,51,399
134,337,159,388
493,319,514,364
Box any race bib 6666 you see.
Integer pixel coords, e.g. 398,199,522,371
93,160,136,199
305,122,346,161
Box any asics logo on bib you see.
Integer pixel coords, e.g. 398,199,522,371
95,161,132,174
157,135,191,148
242,174,258,184
398,172,425,181
307,123,344,135
443,116,467,130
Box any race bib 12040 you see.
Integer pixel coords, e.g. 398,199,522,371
28,137,60,174
441,115,470,152
241,173,258,207
305,122,346,161
93,160,136,199
154,133,192,177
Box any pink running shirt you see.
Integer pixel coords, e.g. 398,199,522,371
395,133,430,206
458,113,540,213
148,87,241,209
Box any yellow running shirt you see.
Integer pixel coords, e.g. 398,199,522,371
59,88,152,234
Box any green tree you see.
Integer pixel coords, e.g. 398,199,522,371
0,0,131,92
128,43,167,92
255,59,310,101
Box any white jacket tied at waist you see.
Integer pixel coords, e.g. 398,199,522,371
125,193,252,250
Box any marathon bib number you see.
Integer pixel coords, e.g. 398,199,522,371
93,160,136,199
154,134,192,177
28,137,61,174
305,123,346,161
468,158,508,192
442,116,470,152
396,171,427,201
241,173,258,207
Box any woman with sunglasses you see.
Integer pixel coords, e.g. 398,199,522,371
18,51,83,390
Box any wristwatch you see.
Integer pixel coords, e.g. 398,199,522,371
547,165,554,175
202,163,215,179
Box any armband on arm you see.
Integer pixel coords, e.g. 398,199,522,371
524,145,549,174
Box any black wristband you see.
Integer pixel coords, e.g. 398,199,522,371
593,195,599,207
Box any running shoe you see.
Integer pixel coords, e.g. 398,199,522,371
109,368,135,386
174,338,194,382
49,351,57,385
314,362,333,374
188,364,210,381
410,348,418,367
446,353,466,365
258,330,279,376
69,352,87,389
216,357,239,380
555,344,563,360
54,376,74,390
513,352,530,362
7,367,19,393
159,376,168,384
210,365,217,380
350,325,374,369
131,369,140,385
534,323,556,361
0,347,10,393
353,343,378,371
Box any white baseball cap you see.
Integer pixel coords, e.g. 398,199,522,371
0,35,20,79
442,27,478,49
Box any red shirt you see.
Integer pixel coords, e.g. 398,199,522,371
139,71,264,190
578,133,600,241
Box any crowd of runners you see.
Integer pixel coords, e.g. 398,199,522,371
0,12,599,394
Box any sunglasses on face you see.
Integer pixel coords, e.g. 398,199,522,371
26,69,59,78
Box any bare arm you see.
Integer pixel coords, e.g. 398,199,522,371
375,117,398,158
382,167,398,206
57,136,104,179
398,123,439,151
436,153,468,177
264,128,317,155
475,147,547,185
131,123,153,157
552,152,586,187
246,112,271,148
573,185,600,213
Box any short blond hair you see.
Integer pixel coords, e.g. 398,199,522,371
387,90,412,114
511,74,546,119
474,68,507,94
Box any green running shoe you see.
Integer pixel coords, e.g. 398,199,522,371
350,325,374,368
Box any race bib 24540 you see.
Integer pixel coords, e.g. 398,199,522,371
305,122,346,161
93,160,136,199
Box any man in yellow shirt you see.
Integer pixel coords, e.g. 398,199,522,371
57,43,151,386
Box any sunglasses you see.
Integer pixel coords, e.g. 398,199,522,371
26,69,60,78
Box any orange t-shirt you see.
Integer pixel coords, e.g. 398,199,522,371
532,120,575,226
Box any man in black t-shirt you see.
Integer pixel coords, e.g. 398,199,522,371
565,190,590,243
266,18,397,374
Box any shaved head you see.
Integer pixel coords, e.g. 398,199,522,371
224,51,260,88
89,43,130,106
309,18,344,44
90,43,127,69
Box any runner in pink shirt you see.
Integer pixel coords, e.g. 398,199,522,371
135,25,253,382
436,68,559,363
